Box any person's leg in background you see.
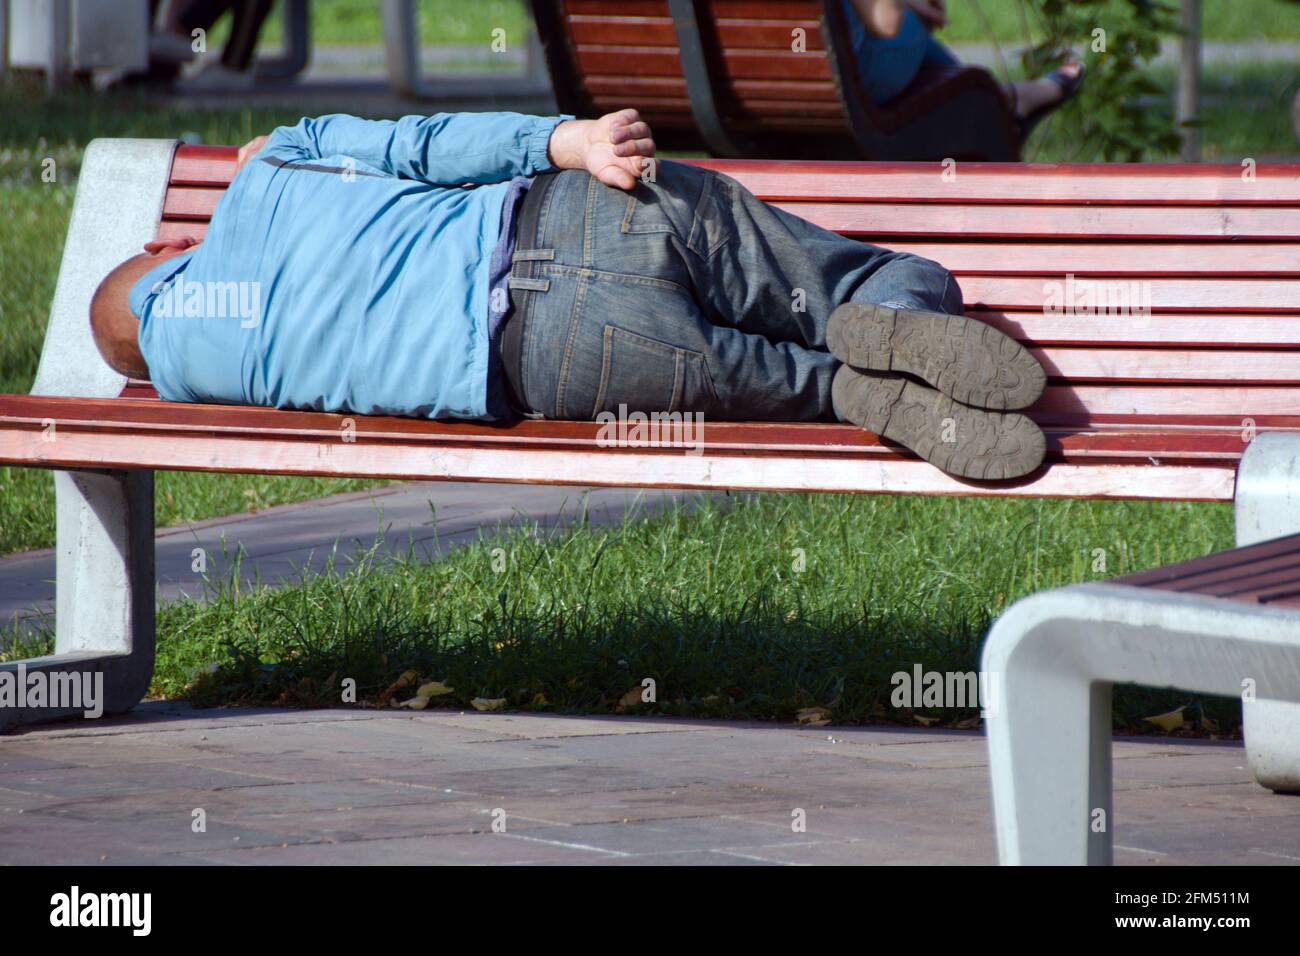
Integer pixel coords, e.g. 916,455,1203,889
164,0,273,71
842,0,931,105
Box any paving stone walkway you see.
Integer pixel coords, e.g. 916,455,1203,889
2,705,1296,865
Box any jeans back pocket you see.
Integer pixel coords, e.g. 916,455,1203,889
591,325,718,419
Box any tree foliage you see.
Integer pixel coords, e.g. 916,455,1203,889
1021,0,1183,160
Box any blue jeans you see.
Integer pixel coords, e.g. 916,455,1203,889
842,1,961,105
507,163,962,422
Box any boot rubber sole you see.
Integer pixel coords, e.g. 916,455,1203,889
832,365,1046,481
826,303,1046,411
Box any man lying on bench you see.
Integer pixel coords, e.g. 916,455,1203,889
88,110,1047,480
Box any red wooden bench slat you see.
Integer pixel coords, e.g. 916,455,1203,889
161,187,1300,241
1120,533,1300,586
583,75,844,107
0,394,1272,463
959,276,1298,312
698,159,1300,205
715,50,835,82
1031,384,1300,419
4,393,1289,450
157,216,1300,284
1031,348,1300,384
170,147,1300,205
975,312,1300,349
566,17,679,46
771,202,1300,240
886,243,1300,277
565,0,671,12
1115,532,1300,607
567,17,827,49
712,0,823,16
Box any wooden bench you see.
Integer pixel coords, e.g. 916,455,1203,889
3,140,1300,812
529,0,1020,160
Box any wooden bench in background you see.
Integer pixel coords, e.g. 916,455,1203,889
529,0,1020,160
3,142,1300,862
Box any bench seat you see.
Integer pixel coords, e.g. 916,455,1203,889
0,392,1286,501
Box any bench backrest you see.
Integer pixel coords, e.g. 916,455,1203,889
160,147,1300,427
530,0,1018,160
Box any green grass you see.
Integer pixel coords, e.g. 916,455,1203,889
941,0,1300,44
3,491,1241,732
234,0,530,49
1025,62,1300,161
0,85,393,555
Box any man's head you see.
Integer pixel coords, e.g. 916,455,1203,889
90,236,199,379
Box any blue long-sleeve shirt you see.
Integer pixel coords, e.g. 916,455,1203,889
129,111,567,420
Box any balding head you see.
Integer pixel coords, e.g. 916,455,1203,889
90,236,199,379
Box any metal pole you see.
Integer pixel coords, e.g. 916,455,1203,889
0,0,9,76
46,0,69,95
1177,0,1201,162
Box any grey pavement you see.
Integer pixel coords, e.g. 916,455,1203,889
1,705,1296,865
1,481,724,632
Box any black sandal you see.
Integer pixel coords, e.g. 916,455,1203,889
1015,61,1087,143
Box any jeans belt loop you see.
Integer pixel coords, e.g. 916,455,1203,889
501,171,559,414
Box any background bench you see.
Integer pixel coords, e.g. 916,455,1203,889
3,139,1300,807
529,0,1020,160
986,479,1300,863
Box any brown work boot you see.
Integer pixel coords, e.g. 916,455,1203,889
832,365,1046,481
826,303,1046,411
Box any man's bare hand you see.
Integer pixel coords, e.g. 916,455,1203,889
236,135,269,173
548,109,656,190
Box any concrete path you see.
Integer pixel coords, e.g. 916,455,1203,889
1,482,721,632
1,705,1295,865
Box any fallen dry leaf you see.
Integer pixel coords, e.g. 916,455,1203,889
378,669,418,705
1143,706,1187,732
471,697,507,712
615,687,644,712
796,706,832,726
417,680,454,698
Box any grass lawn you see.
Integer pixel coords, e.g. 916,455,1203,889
0,88,393,556
941,0,1300,44
6,491,1239,732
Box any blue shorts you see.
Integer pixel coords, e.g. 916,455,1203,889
841,2,961,105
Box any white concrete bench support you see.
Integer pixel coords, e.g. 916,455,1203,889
983,583,1300,864
1,138,175,733
1234,432,1300,793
